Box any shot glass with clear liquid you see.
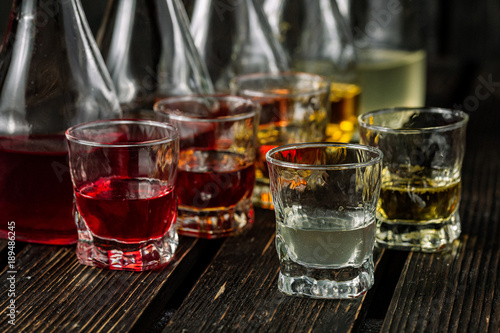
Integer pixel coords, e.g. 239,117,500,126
266,142,382,298
155,95,259,239
358,108,469,252
66,120,179,271
231,72,330,209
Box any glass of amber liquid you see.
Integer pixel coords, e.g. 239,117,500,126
155,95,259,239
359,108,469,252
230,72,330,209
66,120,180,271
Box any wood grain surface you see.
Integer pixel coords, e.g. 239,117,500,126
0,2,499,331
0,237,202,332
381,74,500,333
165,209,387,333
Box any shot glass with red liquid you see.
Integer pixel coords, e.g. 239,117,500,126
155,95,259,239
65,120,179,271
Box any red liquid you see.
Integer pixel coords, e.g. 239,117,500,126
257,144,277,179
178,122,216,150
177,149,255,209
0,136,76,244
75,177,176,243
165,101,252,151
257,92,290,125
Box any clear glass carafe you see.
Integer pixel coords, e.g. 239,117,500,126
97,0,214,118
0,0,122,244
264,0,361,142
190,0,289,92
349,0,427,114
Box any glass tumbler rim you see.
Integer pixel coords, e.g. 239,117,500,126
266,142,383,170
358,107,469,134
229,71,330,98
65,119,179,148
154,94,260,123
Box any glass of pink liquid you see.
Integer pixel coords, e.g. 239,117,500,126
65,120,179,271
154,95,259,239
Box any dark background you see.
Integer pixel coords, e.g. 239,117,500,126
0,0,499,137
0,1,108,36
1,0,500,60
0,2,498,331
1,0,499,102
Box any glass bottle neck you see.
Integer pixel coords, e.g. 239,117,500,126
97,0,214,112
0,0,121,135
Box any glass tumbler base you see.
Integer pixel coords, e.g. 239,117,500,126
76,223,178,271
278,257,374,299
376,211,461,252
177,198,253,239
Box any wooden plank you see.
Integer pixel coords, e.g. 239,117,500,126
0,240,8,265
0,239,27,268
381,113,500,332
166,208,387,332
0,240,7,252
0,236,207,332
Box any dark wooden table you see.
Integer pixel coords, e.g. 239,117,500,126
0,56,499,332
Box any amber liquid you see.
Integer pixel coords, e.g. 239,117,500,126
252,90,328,208
255,93,289,180
255,89,327,179
378,179,461,223
326,83,361,143
293,60,361,142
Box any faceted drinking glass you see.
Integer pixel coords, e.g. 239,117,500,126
66,120,179,271
155,95,259,239
266,142,382,298
359,108,468,252
231,72,330,209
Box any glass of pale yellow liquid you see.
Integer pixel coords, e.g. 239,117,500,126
359,108,468,252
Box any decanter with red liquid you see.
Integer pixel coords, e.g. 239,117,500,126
0,0,122,244
96,0,214,118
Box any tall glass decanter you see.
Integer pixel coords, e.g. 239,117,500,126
97,0,214,118
350,0,426,115
264,0,360,142
0,0,122,244
190,0,289,91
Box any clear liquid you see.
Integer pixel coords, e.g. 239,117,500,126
358,49,426,114
276,214,375,269
274,209,376,298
